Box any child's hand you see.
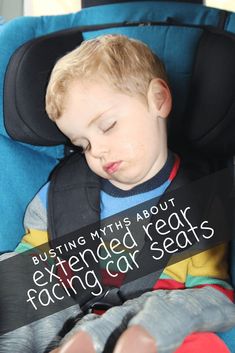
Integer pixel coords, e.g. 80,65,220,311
50,287,235,353
49,292,156,353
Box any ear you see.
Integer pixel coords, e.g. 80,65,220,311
147,78,172,119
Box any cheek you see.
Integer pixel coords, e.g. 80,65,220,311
118,130,144,154
123,132,159,164
85,156,107,178
122,141,147,164
85,156,97,172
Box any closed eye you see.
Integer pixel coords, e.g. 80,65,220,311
71,139,90,154
79,142,91,154
103,121,116,133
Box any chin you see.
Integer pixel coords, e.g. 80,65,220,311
115,179,141,190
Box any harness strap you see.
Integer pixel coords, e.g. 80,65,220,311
48,153,100,241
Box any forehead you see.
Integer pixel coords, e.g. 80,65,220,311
64,79,118,112
57,80,125,135
62,79,137,122
68,78,122,96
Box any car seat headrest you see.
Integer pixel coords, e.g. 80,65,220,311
3,26,235,157
185,29,235,157
4,28,84,146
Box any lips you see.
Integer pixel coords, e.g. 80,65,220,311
103,161,122,174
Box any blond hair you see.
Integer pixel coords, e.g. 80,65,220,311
46,34,168,120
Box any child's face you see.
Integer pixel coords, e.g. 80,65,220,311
56,79,171,190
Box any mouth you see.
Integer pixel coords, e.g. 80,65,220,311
103,161,122,174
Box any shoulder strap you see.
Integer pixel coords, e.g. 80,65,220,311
48,153,101,240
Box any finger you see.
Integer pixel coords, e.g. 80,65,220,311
113,325,157,353
56,331,95,353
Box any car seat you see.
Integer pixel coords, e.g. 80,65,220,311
0,1,235,351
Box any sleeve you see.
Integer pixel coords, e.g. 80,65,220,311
186,243,234,302
15,182,50,252
159,244,234,302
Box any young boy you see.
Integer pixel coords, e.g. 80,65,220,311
16,35,235,353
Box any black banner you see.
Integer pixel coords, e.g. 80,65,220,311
0,167,234,335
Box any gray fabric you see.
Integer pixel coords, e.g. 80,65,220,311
0,253,81,353
23,194,47,231
0,306,81,353
60,287,235,353
129,287,235,353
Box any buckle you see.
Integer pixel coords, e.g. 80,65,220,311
82,287,123,315
87,302,113,315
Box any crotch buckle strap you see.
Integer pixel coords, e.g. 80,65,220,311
82,287,124,315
